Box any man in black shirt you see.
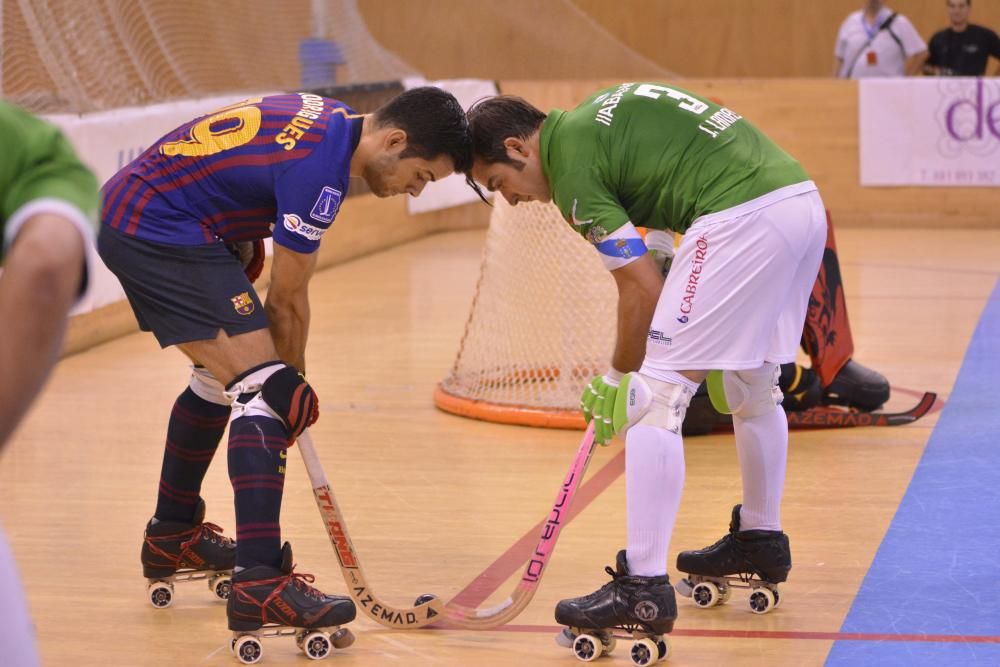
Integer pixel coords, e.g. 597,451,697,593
926,0,1000,76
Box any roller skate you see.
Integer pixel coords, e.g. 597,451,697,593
675,504,790,615
823,359,890,412
227,542,356,664
142,498,236,608
555,550,674,665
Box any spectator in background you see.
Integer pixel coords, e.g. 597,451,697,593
835,0,928,78
925,0,1000,76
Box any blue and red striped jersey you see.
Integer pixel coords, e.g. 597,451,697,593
101,93,360,253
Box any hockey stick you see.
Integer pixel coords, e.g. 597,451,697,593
439,422,597,629
785,391,938,428
296,430,444,628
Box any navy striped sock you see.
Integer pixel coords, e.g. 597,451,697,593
228,415,288,569
154,387,230,523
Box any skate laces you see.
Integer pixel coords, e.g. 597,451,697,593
288,570,326,601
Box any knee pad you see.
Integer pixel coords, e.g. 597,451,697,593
618,372,696,435
706,364,783,419
189,365,231,406
224,362,319,440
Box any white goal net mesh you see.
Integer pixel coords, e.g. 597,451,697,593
0,0,416,114
436,199,618,428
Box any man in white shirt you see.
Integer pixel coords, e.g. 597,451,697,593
834,0,928,77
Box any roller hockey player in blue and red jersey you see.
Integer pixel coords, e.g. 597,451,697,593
98,88,470,652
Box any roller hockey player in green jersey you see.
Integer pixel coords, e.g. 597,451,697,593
466,82,815,656
0,101,100,667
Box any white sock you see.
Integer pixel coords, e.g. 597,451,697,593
625,424,685,577
733,404,788,532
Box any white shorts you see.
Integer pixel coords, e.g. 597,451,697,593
0,523,40,667
641,183,826,376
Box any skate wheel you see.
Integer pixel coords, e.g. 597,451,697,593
674,578,693,598
572,633,603,662
414,593,438,606
330,627,355,650
301,631,331,660
555,628,576,649
604,635,617,654
210,574,232,600
148,581,174,609
773,587,782,608
691,581,720,608
749,587,775,614
630,637,659,666
657,638,671,662
234,635,263,664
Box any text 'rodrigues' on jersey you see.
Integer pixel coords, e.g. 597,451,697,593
101,93,362,254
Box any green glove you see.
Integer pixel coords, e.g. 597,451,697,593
580,370,623,446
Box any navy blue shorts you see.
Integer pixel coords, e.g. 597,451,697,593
97,225,268,348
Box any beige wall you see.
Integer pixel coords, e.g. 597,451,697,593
360,0,1000,79
500,79,999,229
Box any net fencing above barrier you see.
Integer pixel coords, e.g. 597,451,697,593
0,0,417,114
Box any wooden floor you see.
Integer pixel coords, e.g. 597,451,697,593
2,226,999,667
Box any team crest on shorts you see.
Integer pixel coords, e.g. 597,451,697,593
231,292,255,316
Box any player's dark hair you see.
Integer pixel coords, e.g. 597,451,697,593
463,95,547,203
373,87,472,173
466,95,547,167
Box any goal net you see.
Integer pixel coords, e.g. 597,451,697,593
435,199,617,429
0,0,416,114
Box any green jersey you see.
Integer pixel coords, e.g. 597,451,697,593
540,82,810,241
0,102,99,263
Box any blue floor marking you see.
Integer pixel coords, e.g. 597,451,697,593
826,278,1000,666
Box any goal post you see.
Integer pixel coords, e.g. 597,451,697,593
434,199,618,429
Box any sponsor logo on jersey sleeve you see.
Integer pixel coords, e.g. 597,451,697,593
310,186,342,223
231,292,255,316
283,213,325,241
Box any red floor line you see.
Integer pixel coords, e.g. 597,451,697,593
493,624,1000,644
446,448,626,608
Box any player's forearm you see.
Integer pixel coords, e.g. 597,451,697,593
611,282,660,374
0,217,85,448
265,297,310,372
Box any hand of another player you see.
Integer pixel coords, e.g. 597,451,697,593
228,239,266,283
580,371,622,446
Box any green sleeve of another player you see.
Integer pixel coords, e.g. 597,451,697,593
0,102,100,255
552,168,629,244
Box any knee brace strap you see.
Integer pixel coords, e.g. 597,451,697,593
706,364,783,419
620,373,696,435
189,365,231,406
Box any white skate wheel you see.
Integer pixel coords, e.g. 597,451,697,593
148,581,174,609
572,633,603,662
749,587,775,614
657,638,671,662
691,581,720,608
629,637,658,666
301,631,332,660
234,635,263,664
330,627,355,649
209,574,232,600
555,628,575,648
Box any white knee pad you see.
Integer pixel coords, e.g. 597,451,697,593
189,366,231,406
223,363,285,422
623,372,696,435
708,363,783,419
